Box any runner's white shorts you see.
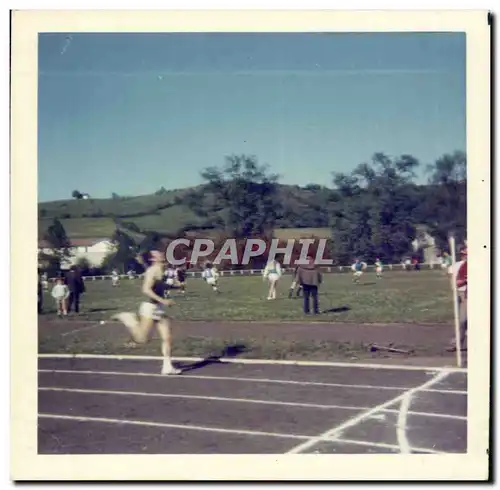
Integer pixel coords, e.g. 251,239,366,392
354,271,363,277
139,301,166,321
375,267,382,274
166,278,175,286
206,277,216,286
267,273,280,282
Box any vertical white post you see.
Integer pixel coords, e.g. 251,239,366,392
449,235,462,368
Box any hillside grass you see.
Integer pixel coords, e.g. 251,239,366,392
38,184,333,239
38,217,117,239
38,188,190,218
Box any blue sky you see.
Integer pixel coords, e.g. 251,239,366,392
38,32,465,202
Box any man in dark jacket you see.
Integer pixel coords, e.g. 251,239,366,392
65,266,86,314
293,256,322,315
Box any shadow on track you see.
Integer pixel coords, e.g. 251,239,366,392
177,343,248,373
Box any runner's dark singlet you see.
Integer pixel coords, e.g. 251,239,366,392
149,278,167,304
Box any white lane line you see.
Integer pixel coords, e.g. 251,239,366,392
37,413,446,454
381,408,466,421
37,368,467,395
38,353,468,373
38,386,369,412
61,324,103,337
329,438,444,454
285,370,451,454
38,385,467,421
397,393,412,454
38,413,306,441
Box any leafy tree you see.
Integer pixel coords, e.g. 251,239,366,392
419,151,467,249
102,229,138,273
72,190,83,199
330,153,421,264
42,218,72,268
138,231,162,253
155,186,168,196
186,155,281,238
75,257,92,275
111,192,120,199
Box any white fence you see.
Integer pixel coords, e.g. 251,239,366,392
44,262,444,282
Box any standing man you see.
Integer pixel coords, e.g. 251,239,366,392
294,256,322,315
65,266,86,314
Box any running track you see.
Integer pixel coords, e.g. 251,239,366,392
38,356,467,454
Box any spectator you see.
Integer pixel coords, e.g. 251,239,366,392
294,256,322,315
65,266,86,314
447,247,468,352
51,277,69,317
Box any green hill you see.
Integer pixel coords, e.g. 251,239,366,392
38,184,332,240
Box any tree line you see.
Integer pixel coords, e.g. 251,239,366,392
39,150,466,273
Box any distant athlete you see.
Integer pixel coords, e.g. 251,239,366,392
176,266,187,294
112,250,181,375
442,252,453,275
111,269,120,287
202,263,220,293
375,258,383,279
164,266,177,296
263,258,282,300
351,259,367,283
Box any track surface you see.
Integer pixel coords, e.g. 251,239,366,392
38,357,467,454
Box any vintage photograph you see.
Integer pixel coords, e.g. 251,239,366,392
36,29,470,456
9,9,490,481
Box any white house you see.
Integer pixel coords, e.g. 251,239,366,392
38,237,116,269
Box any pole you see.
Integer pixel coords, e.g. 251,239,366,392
449,235,462,368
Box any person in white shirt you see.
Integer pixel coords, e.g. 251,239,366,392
51,277,69,317
111,269,120,287
164,266,177,297
263,259,282,300
202,263,220,293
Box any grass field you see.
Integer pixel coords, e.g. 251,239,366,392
38,270,457,362
40,270,453,324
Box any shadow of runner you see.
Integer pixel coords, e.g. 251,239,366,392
177,343,248,373
322,305,351,314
